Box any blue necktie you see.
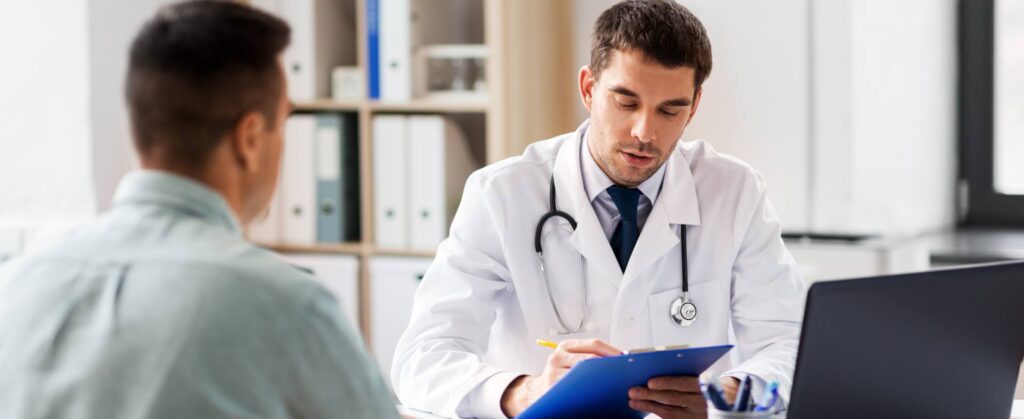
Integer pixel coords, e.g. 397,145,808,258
608,186,641,271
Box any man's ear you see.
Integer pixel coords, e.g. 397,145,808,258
684,87,703,128
578,65,596,112
232,110,265,173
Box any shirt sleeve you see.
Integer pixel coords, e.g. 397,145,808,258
391,172,522,418
460,372,523,419
286,288,400,419
724,170,807,407
720,372,768,405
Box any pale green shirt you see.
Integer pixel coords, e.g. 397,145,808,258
0,171,398,419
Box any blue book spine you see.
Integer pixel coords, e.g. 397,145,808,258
366,0,380,99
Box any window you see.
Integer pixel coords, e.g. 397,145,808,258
995,0,1024,195
960,0,1024,226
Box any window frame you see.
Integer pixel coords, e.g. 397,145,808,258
959,0,1024,227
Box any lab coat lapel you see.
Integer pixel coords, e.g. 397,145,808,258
553,123,624,287
622,144,702,282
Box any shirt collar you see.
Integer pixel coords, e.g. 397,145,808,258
580,127,667,204
111,170,241,235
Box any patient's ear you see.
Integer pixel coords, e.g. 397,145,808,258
232,111,265,173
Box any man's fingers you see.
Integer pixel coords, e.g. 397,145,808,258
629,386,702,407
559,338,622,357
551,351,599,368
648,376,701,393
628,399,693,419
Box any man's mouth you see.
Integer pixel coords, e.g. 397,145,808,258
620,150,655,167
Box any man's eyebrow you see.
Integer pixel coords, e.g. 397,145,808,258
661,97,692,107
608,85,638,97
608,85,692,107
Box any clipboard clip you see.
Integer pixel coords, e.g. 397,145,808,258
622,344,690,355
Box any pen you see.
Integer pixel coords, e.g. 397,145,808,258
536,339,559,350
701,381,731,411
733,375,752,411
753,381,780,412
535,339,630,356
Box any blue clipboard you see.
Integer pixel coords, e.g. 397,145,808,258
517,344,733,419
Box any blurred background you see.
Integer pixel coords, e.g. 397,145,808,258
1,0,1022,393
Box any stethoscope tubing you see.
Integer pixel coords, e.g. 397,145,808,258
535,174,691,334
535,178,577,253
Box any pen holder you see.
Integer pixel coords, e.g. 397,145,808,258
707,407,773,419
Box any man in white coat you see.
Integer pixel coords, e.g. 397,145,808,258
393,1,806,418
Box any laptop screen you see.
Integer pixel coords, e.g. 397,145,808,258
787,261,1024,419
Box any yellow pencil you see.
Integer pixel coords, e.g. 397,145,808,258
535,339,559,349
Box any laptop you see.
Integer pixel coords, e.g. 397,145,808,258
787,261,1024,419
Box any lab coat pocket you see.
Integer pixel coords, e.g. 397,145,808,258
647,281,729,348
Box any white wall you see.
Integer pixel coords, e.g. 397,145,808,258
571,0,617,122
88,0,175,211
572,0,813,231
812,0,957,235
571,0,958,236
0,1,181,257
0,2,94,223
858,0,956,235
0,0,181,227
677,0,813,232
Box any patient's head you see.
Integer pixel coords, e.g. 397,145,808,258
126,0,291,224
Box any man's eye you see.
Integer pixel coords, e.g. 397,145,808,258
660,108,680,117
618,102,638,109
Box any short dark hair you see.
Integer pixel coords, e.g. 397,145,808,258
590,0,712,90
126,0,290,171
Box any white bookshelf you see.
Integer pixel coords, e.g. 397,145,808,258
245,0,577,347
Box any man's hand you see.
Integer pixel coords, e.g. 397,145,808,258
500,339,621,417
718,376,741,405
628,376,741,419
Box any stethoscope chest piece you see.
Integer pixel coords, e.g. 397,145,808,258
669,292,697,327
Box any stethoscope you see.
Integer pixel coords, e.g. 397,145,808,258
535,175,697,335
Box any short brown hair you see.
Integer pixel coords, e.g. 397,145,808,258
126,0,290,171
590,0,712,89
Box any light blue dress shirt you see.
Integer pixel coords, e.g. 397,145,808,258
580,129,767,400
0,170,399,419
579,127,667,239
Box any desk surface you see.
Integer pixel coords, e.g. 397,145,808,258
401,401,1024,418
1012,400,1024,418
927,228,1024,264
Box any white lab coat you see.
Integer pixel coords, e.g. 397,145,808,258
393,121,806,419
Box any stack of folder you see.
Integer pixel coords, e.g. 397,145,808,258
248,113,361,246
373,114,479,251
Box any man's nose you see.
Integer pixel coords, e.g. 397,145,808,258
631,113,656,144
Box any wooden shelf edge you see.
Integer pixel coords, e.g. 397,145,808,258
372,247,437,258
258,242,366,255
293,98,490,114
369,99,489,114
293,99,362,112
256,242,437,259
